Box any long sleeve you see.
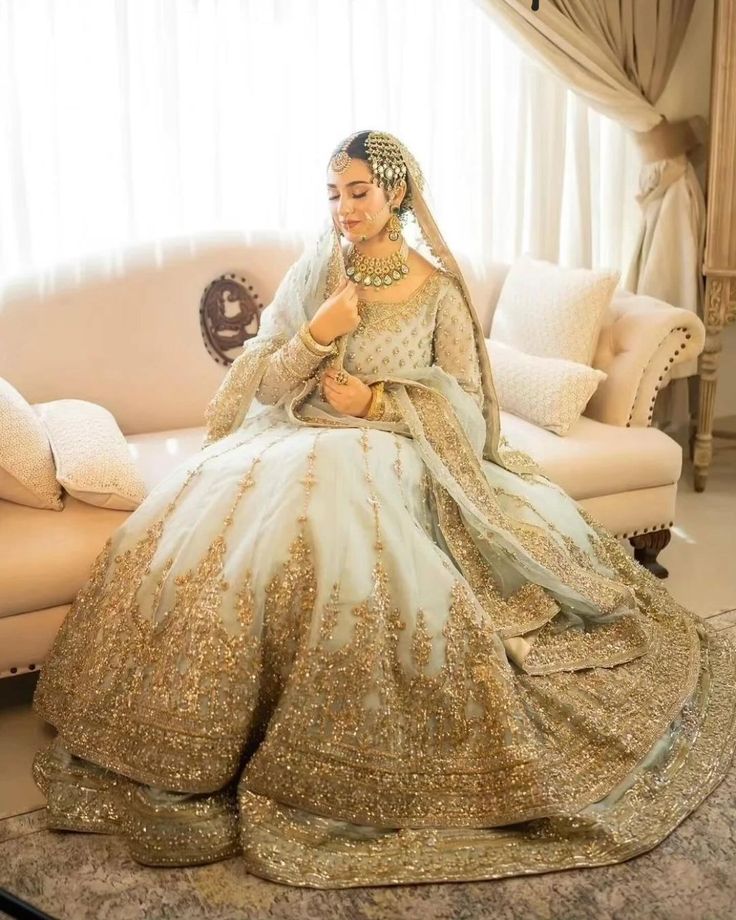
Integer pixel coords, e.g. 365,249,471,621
256,321,338,406
432,278,484,413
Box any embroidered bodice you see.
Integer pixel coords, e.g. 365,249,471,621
255,268,484,419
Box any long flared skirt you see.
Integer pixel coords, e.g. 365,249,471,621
31,412,736,887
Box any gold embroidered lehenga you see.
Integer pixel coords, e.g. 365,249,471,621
31,133,736,889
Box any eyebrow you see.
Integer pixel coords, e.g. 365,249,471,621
326,180,370,188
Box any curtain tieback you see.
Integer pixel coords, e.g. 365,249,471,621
633,116,707,165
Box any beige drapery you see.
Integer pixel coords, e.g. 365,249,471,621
472,0,705,432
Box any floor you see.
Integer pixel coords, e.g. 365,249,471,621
1,448,735,919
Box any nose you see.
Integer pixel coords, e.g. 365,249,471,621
333,194,352,217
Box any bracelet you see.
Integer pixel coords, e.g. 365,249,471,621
298,321,336,356
364,381,385,420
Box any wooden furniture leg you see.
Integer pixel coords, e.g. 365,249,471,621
629,528,672,579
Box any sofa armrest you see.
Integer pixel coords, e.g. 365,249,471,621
584,291,705,428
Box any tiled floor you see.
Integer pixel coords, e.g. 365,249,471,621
1,450,735,825
0,671,55,820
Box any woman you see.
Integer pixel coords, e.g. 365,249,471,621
32,130,736,889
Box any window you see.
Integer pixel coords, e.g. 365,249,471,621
0,0,639,284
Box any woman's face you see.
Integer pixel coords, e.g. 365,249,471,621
326,157,401,242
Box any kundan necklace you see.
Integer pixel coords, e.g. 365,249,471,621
345,238,411,288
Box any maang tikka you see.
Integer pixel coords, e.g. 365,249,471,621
329,131,360,175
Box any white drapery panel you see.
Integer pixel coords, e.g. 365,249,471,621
0,0,639,287
472,0,704,389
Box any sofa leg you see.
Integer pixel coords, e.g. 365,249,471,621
629,529,671,579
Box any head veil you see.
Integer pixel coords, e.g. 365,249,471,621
204,129,522,473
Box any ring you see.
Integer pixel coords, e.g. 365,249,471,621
335,370,348,385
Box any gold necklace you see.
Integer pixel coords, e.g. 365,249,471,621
345,238,410,289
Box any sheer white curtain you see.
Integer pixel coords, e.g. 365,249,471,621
0,0,639,285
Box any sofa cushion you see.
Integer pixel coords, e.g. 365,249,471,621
490,256,619,365
499,410,682,501
125,426,207,491
0,377,62,511
488,340,607,436
0,425,206,619
0,494,129,619
34,399,148,510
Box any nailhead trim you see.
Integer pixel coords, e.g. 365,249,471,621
4,663,37,678
645,340,687,423
628,326,693,426
620,521,674,538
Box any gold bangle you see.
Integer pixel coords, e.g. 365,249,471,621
364,381,385,420
298,321,336,356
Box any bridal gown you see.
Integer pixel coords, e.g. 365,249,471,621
31,266,736,887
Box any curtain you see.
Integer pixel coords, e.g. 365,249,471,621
472,0,705,436
0,0,640,290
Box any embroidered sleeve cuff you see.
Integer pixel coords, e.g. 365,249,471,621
256,327,335,405
298,321,338,357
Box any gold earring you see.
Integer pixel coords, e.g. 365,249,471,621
387,206,402,242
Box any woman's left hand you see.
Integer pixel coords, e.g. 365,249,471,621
320,367,373,417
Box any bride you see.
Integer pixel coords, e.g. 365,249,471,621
32,130,736,888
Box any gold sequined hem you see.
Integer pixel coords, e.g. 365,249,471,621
35,737,241,867
235,630,735,887
34,630,736,885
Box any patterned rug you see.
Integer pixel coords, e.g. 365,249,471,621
1,752,735,920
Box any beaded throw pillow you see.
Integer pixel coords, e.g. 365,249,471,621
33,399,147,511
490,255,619,366
488,340,607,436
0,377,63,510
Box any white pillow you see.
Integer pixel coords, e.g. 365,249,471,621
34,399,147,510
488,340,607,436
491,256,619,365
0,377,63,510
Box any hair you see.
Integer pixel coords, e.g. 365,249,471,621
328,130,413,224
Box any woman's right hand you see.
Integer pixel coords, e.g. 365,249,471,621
308,277,361,345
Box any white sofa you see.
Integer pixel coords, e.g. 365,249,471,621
0,232,705,679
